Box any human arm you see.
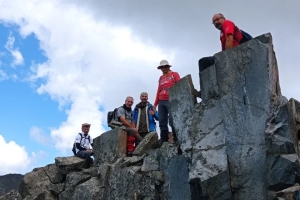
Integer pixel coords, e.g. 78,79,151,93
76,143,87,151
119,116,135,128
116,108,134,128
153,82,161,112
132,108,137,126
149,105,159,120
154,110,159,120
173,72,180,83
225,34,234,49
222,20,235,50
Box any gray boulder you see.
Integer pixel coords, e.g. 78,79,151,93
72,177,103,200
19,165,58,200
94,128,127,166
0,190,22,200
141,156,160,172
106,166,158,200
275,185,300,199
133,131,158,156
55,156,86,174
98,163,111,188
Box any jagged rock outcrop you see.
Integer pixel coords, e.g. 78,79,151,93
1,33,300,200
169,33,300,199
0,174,23,196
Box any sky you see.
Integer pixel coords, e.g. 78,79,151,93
0,0,299,175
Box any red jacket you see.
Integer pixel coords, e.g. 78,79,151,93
220,20,243,51
154,71,180,106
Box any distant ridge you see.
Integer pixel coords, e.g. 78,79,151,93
0,174,24,196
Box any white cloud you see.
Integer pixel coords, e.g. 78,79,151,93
0,0,172,153
4,33,24,67
30,126,53,146
0,135,32,175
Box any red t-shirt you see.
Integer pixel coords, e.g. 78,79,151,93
154,71,180,106
220,20,243,51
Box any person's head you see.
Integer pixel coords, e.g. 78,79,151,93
125,96,134,108
81,123,91,134
212,13,225,30
140,92,148,103
157,60,171,74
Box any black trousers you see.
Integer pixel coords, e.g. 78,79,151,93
198,56,215,72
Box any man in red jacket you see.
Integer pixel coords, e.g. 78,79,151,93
195,13,246,98
199,13,244,73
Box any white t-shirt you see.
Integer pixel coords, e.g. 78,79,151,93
75,133,93,153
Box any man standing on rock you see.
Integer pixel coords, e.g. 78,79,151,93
75,123,94,167
153,60,180,145
116,96,142,156
133,92,159,138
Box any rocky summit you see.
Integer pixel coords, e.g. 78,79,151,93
1,33,300,200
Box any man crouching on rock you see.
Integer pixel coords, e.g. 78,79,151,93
75,123,94,167
116,96,142,157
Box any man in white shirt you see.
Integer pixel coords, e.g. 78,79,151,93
75,123,94,167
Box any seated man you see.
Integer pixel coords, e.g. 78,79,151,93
116,96,142,156
194,13,252,98
133,92,159,138
75,123,94,167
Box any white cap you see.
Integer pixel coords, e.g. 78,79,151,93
158,60,172,69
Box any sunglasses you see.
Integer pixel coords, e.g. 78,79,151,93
159,65,170,69
212,17,224,24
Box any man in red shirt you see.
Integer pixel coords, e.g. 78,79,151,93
199,13,244,71
195,13,246,98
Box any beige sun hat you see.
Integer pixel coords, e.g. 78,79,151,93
157,60,172,69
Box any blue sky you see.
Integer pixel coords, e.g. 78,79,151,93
0,0,299,175
0,24,69,172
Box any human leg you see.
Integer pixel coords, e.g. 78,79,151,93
125,127,137,154
165,100,178,142
198,56,215,72
76,150,93,166
158,100,169,142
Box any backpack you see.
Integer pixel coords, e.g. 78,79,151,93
239,29,253,44
72,133,90,155
107,107,119,127
107,107,133,129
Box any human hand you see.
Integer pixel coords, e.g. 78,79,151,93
149,109,155,116
86,149,92,153
152,106,157,112
132,127,139,133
